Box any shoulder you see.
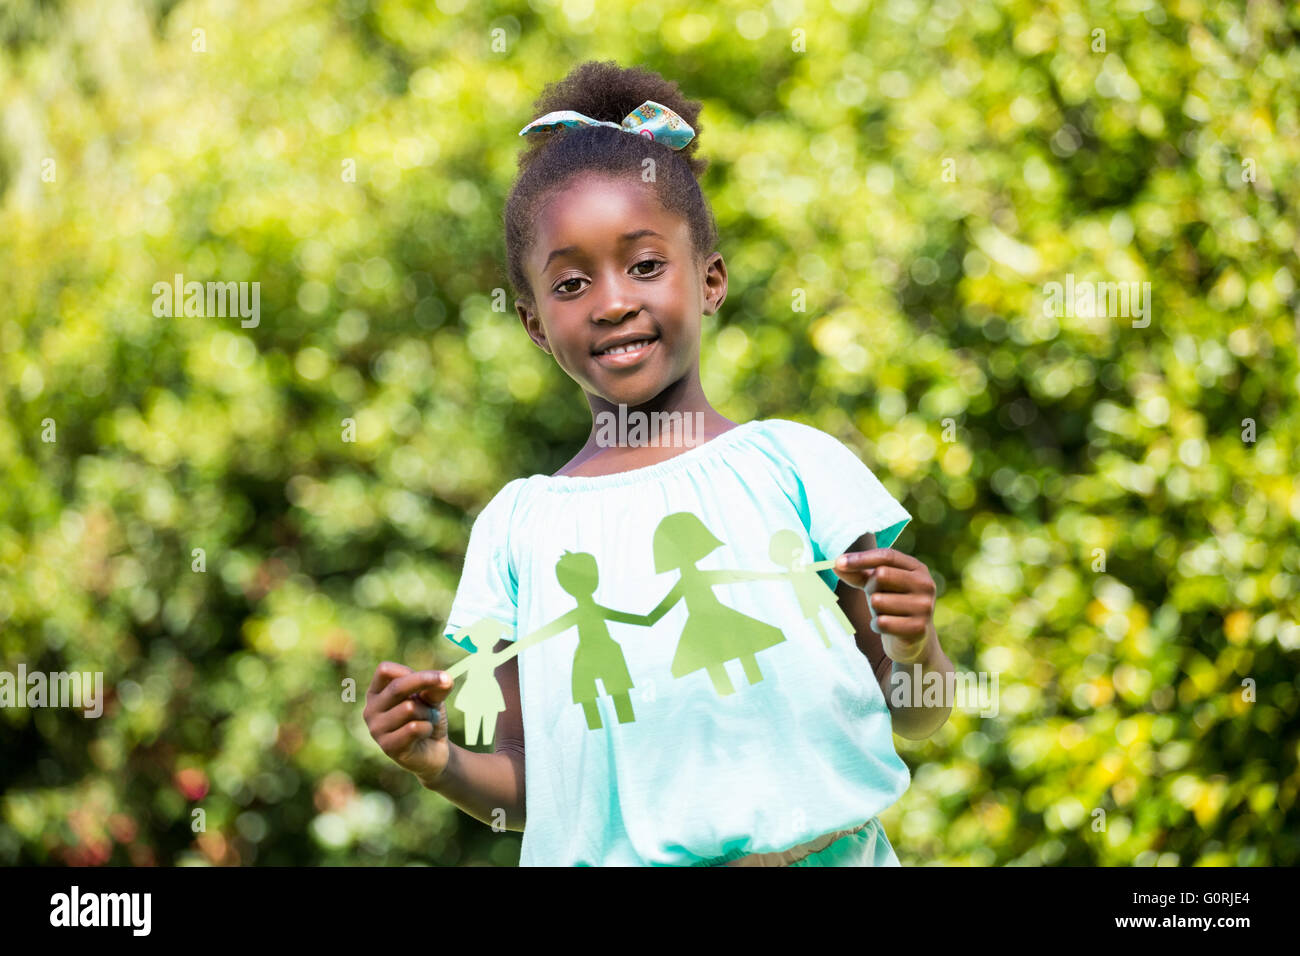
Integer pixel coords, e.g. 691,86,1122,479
744,418,863,461
743,419,891,499
468,477,532,531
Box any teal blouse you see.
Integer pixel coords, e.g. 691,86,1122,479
442,418,913,866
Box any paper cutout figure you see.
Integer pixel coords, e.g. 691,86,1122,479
440,512,868,744
643,513,788,697
518,550,660,730
444,619,512,746
768,529,856,648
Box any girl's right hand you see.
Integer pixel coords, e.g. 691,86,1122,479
365,662,456,786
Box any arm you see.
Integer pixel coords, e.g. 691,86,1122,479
701,569,790,585
639,582,682,627
604,608,655,626
421,638,526,831
835,532,954,741
510,609,576,657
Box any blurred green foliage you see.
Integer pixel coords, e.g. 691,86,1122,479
1,0,1298,867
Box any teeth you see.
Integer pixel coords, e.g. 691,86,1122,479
601,339,653,355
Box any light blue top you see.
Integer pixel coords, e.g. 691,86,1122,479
442,418,913,866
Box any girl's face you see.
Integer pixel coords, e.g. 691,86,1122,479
516,172,726,410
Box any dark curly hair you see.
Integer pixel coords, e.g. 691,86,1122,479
503,60,719,310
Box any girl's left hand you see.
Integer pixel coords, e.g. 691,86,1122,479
833,548,936,664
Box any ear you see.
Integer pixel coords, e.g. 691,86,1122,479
700,252,728,316
516,299,551,354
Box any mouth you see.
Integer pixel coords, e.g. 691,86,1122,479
592,335,659,368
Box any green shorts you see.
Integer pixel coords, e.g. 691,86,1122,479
720,817,901,867
790,817,901,867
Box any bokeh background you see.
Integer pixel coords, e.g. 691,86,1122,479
2,0,1298,866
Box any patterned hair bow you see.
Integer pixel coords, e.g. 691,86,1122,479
518,99,695,150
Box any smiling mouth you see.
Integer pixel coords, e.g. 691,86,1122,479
592,337,659,367
594,337,657,356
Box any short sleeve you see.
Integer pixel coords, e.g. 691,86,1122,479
442,478,527,652
768,420,912,591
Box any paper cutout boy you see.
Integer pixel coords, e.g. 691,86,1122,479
519,550,661,730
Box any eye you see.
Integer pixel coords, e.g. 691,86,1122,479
632,258,665,276
553,276,586,295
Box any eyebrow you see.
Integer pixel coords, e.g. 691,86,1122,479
542,229,666,271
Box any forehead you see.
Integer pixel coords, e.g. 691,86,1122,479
529,174,690,265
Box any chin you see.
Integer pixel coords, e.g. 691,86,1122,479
595,385,660,409
581,368,656,406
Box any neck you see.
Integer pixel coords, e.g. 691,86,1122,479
584,374,731,446
540,373,738,478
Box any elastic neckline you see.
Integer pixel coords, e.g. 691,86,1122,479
528,419,766,492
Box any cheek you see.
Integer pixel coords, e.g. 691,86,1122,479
548,338,596,383
550,346,583,377
559,332,591,364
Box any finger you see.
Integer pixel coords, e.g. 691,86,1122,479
868,592,932,617
866,565,928,593
414,671,457,708
383,700,442,738
832,567,871,589
415,679,453,707
373,670,451,712
377,720,435,756
370,696,437,736
368,661,412,697
834,548,921,573
874,614,928,638
365,663,414,719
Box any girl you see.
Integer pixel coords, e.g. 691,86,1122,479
365,60,953,867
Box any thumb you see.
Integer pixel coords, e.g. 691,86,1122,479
416,672,453,707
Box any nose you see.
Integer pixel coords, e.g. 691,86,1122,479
591,273,641,324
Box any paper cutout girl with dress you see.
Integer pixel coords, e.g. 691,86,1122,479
767,529,856,648
444,618,513,746
642,512,790,697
